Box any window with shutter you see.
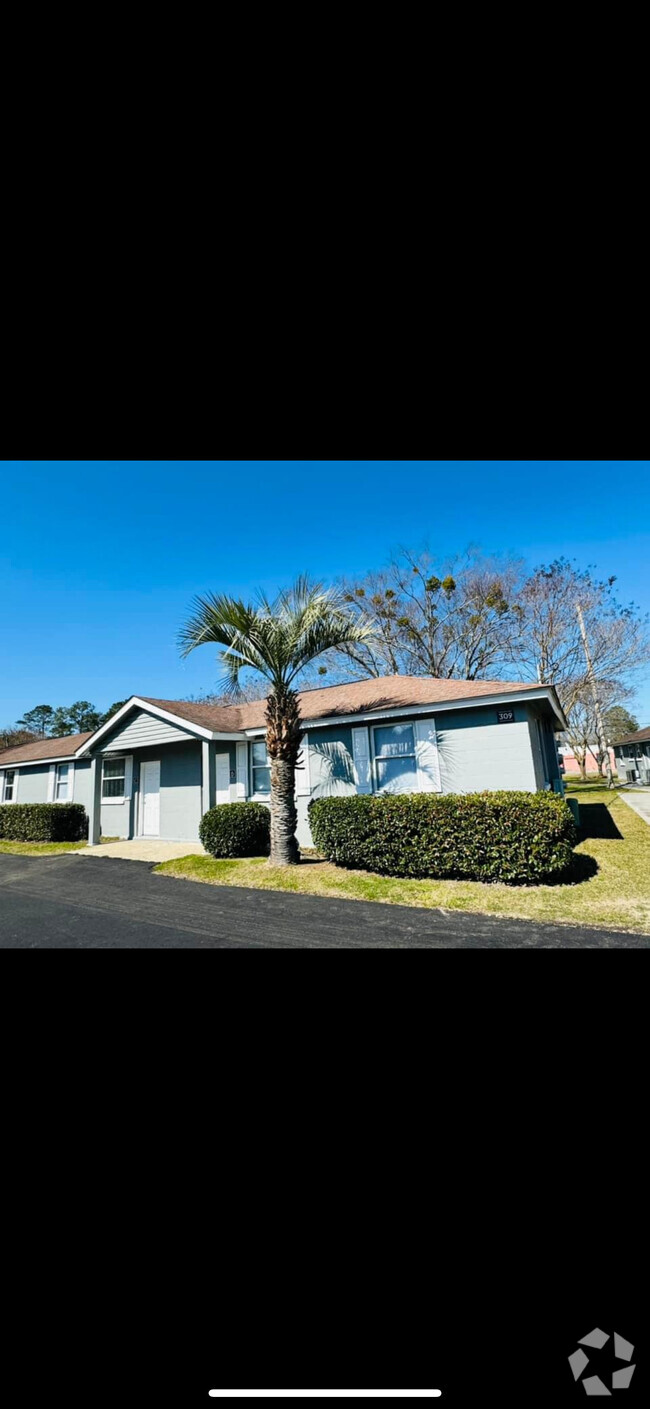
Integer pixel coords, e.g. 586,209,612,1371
352,727,372,793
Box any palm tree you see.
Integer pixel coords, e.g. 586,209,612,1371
179,577,372,865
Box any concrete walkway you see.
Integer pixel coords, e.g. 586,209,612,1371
73,839,206,862
619,787,650,826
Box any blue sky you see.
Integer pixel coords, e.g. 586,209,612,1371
1,460,649,724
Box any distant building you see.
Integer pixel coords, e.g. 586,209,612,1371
557,740,616,777
612,727,650,784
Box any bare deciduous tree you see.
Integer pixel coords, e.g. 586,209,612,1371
332,547,523,681
563,679,634,779
183,682,267,706
507,559,649,715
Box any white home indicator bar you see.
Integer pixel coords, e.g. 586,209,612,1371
208,1394,442,1400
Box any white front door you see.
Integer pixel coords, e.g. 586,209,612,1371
140,759,161,835
215,752,230,805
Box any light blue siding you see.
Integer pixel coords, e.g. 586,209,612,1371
435,705,537,793
73,761,92,811
98,709,200,752
14,765,50,803
157,745,202,840
101,797,131,838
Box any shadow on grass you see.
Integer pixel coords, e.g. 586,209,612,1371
551,852,600,886
578,804,624,840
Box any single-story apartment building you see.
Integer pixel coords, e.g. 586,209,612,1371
0,675,567,848
612,726,650,784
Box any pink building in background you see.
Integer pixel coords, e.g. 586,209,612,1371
558,743,616,776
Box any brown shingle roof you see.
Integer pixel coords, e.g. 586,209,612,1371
0,731,94,766
143,675,557,732
614,726,650,746
241,676,554,727
140,697,246,731
0,677,562,767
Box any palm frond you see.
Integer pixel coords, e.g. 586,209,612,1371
179,577,377,694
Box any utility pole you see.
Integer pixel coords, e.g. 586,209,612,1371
576,602,614,789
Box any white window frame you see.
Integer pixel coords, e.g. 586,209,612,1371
2,768,17,803
250,740,271,798
55,763,70,801
102,756,126,803
372,722,418,794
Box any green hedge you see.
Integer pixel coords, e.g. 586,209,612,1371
0,803,88,843
199,802,270,858
309,791,577,884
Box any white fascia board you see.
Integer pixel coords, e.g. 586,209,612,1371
0,753,80,768
126,699,218,740
528,687,567,730
75,697,219,755
243,687,567,735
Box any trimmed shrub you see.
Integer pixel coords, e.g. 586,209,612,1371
199,802,270,858
0,803,88,843
309,791,577,885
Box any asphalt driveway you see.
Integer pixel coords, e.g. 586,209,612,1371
0,854,647,947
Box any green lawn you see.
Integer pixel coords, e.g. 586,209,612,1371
0,836,119,856
154,781,650,935
0,839,88,855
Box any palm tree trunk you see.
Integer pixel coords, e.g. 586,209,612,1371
269,758,300,865
265,687,302,866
